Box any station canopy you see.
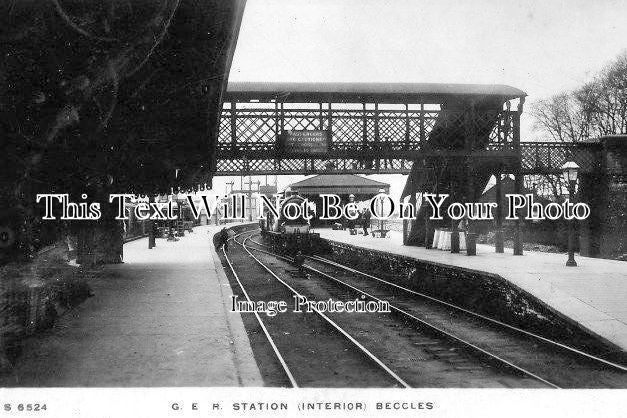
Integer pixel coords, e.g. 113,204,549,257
2,0,246,197
290,174,390,196
226,81,526,103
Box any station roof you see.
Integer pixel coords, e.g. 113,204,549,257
226,81,526,103
290,174,390,195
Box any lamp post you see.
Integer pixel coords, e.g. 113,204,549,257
561,161,579,267
377,188,385,237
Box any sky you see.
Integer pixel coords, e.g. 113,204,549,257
212,0,627,199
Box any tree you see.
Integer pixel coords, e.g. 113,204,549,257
532,50,627,142
530,51,627,201
531,92,589,143
576,52,627,137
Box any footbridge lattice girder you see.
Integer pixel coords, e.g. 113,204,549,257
214,103,598,176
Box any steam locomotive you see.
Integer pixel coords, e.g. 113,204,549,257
260,193,328,256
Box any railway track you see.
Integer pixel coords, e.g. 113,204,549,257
222,229,409,388
242,228,627,388
225,228,557,388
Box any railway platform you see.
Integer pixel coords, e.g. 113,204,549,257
317,228,627,353
0,225,262,386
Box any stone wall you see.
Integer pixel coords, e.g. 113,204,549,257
579,171,606,257
580,136,627,260
598,137,627,259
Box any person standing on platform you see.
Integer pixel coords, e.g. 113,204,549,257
362,208,371,236
357,210,364,234
347,194,357,235
219,227,229,253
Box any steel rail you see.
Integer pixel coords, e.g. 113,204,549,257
232,230,411,388
242,230,561,387
221,232,298,387
248,237,269,248
247,229,625,388
300,260,561,389
307,254,627,373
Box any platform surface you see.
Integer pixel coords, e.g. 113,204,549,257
318,228,627,352
0,225,262,386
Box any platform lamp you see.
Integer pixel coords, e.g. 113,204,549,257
561,161,579,267
377,188,386,237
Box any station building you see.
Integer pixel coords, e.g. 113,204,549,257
289,174,390,226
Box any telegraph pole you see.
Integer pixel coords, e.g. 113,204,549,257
243,177,260,221
218,180,234,225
